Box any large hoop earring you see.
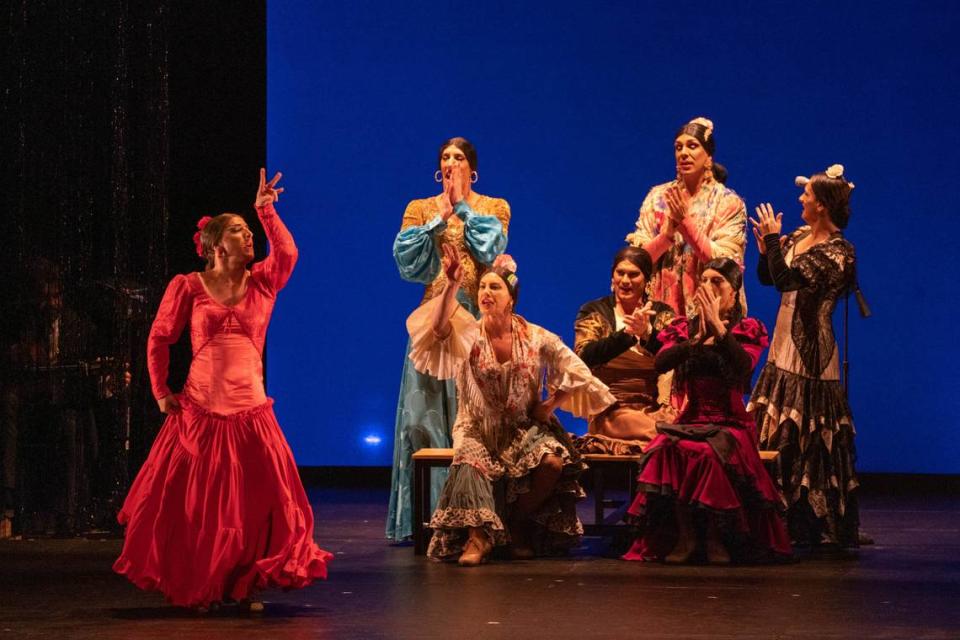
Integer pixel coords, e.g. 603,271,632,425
434,170,443,183
471,171,478,184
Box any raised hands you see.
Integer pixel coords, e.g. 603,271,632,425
441,243,463,285
437,165,469,222
255,168,284,208
447,166,466,206
623,301,656,341
437,180,454,221
664,183,690,229
694,285,726,341
749,203,783,254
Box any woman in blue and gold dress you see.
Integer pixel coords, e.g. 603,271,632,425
386,137,510,542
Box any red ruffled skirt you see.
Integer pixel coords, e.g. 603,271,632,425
623,423,791,562
114,396,332,607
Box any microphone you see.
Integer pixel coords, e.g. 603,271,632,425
853,284,872,318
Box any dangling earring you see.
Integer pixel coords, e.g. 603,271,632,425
704,161,714,184
434,170,443,183
471,171,478,184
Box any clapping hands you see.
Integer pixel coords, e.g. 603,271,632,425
623,301,656,341
749,203,783,255
438,166,469,222
663,184,690,234
692,285,725,343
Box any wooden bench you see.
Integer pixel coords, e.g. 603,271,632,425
410,447,779,555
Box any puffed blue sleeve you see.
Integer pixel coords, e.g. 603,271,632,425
393,214,446,284
455,201,507,266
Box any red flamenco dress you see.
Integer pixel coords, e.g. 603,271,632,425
113,203,332,607
623,316,791,563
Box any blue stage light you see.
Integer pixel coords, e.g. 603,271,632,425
363,434,382,446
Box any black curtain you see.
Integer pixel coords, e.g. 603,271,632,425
1,1,265,534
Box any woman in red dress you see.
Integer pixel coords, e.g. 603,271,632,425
623,258,790,564
114,170,332,610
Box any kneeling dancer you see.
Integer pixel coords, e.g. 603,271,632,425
408,246,614,565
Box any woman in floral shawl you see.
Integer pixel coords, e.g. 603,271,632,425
626,117,747,317
407,246,614,565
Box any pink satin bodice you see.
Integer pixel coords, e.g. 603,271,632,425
182,315,267,414
146,203,298,415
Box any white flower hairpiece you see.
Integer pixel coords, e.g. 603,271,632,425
689,117,714,139
795,164,856,189
825,164,844,179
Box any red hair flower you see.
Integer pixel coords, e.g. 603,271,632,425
193,216,213,258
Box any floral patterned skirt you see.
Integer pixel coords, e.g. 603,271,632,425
427,419,585,560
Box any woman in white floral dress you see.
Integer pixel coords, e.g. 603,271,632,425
407,246,615,565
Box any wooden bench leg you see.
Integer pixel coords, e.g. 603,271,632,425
593,464,605,526
413,458,429,555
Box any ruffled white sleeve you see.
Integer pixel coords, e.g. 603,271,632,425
541,330,617,418
406,294,480,379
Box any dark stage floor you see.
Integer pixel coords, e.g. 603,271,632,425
1,488,958,639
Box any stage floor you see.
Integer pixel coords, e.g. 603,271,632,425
1,488,958,639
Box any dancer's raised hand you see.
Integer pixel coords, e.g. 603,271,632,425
255,168,284,208
441,243,463,285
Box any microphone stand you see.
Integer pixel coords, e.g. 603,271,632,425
842,279,872,397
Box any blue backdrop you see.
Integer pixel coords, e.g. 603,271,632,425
266,0,959,473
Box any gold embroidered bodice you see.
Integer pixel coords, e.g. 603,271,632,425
400,194,511,305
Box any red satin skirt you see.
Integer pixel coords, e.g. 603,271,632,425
114,396,332,607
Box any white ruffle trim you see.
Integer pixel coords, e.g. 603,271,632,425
555,371,617,418
406,295,480,379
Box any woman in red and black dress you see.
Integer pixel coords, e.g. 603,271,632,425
623,258,790,564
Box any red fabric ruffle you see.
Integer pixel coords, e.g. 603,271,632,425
623,427,790,561
114,396,332,607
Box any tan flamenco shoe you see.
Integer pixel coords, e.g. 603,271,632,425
665,505,697,564
458,528,493,567
705,521,731,565
664,535,697,564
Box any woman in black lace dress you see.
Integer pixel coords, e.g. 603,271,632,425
747,165,859,547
